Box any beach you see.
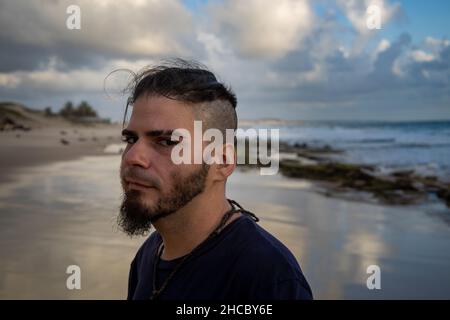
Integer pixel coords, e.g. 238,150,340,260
0,121,134,299
228,170,450,299
1,139,450,298
0,125,122,179
1,109,450,299
1,0,449,303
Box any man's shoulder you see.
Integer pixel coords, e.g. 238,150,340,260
228,214,313,299
234,216,303,276
133,231,160,264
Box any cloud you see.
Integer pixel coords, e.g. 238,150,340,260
425,36,450,48
229,31,449,112
0,58,156,99
333,0,404,56
207,0,314,59
372,32,411,77
376,39,390,53
410,50,435,63
0,0,449,121
336,0,401,35
0,0,196,72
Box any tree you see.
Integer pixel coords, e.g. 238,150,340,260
60,101,74,117
59,101,99,118
44,106,53,117
76,101,98,117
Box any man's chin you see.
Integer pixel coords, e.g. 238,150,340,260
128,186,158,200
136,196,160,212
118,201,156,236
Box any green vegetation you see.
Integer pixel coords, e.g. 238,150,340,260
59,101,98,118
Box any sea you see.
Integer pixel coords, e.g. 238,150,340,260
243,120,450,180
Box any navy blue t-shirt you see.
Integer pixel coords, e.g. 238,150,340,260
127,213,313,300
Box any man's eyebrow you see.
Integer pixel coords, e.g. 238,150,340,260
121,128,174,137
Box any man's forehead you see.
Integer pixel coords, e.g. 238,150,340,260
132,95,192,114
128,95,195,130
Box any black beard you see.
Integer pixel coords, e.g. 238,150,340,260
118,164,209,237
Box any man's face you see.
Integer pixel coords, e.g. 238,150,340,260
118,95,209,236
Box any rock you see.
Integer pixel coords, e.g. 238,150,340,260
1,117,17,130
353,180,367,188
279,159,425,206
280,160,373,182
437,188,450,208
391,170,414,178
296,151,326,162
60,138,70,145
13,124,31,131
1,116,31,132
374,190,424,205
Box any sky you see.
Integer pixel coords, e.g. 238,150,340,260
0,0,449,122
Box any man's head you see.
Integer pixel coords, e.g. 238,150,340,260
118,59,237,236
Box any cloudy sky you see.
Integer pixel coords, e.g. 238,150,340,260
0,0,449,121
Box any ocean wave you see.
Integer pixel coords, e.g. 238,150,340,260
342,142,450,150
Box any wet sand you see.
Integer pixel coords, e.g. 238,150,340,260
0,125,122,183
228,171,450,299
1,153,450,299
0,155,140,299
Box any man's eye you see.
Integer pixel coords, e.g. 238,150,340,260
158,139,179,147
121,136,137,144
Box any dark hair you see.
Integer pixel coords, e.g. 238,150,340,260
129,59,237,109
121,58,238,134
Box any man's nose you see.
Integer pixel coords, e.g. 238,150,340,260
122,140,151,168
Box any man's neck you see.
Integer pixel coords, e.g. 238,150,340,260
152,191,241,261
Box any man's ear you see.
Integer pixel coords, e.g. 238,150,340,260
214,143,236,181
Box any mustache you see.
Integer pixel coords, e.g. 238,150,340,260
121,166,161,189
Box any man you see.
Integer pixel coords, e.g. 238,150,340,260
119,59,312,300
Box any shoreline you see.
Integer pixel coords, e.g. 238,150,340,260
0,124,123,183
238,140,450,210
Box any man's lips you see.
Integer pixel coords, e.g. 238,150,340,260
125,178,154,190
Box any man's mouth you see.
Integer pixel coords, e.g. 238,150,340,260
125,179,155,191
